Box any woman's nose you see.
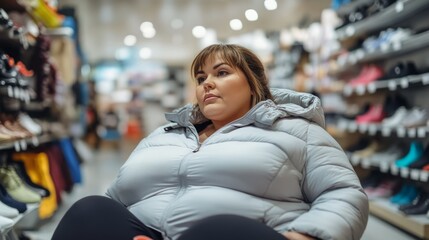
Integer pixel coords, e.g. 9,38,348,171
203,76,215,90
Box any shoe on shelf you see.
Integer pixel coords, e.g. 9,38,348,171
366,179,400,200
391,184,418,205
18,113,42,136
0,185,26,213
381,106,408,128
0,200,19,218
356,104,386,124
408,144,429,169
0,167,41,204
390,184,412,204
353,140,386,159
0,215,14,232
369,144,405,167
396,185,419,206
401,107,428,128
400,191,429,215
395,141,424,168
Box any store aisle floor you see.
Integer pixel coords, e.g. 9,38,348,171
23,103,419,240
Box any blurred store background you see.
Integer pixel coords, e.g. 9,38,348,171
1,0,429,239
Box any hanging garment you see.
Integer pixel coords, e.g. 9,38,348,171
58,138,82,184
12,152,57,219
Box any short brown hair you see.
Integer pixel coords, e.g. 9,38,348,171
191,44,272,106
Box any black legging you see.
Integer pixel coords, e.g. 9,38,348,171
52,195,287,240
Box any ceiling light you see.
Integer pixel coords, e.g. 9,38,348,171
124,35,137,46
192,26,206,38
139,47,152,59
142,28,156,38
264,0,277,10
140,21,153,31
245,9,258,21
230,19,243,31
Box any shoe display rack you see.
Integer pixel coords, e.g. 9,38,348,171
331,0,429,239
0,1,83,239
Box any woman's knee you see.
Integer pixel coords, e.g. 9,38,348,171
66,195,116,217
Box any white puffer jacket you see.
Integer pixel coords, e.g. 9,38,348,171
106,88,369,240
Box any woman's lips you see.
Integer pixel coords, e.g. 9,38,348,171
204,94,219,102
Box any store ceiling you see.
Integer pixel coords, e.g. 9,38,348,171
58,0,330,65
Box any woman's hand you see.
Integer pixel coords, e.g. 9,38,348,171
283,231,316,240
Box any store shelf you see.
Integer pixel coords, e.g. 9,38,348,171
14,203,39,230
0,134,57,151
336,0,429,41
343,72,429,96
369,199,429,239
336,0,374,17
350,155,429,183
338,29,429,70
338,119,429,138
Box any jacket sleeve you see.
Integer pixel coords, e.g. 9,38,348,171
287,123,369,240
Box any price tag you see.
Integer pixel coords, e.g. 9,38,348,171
400,78,409,88
397,127,406,138
400,168,409,178
351,155,360,166
14,141,20,152
380,161,389,172
338,120,348,130
356,85,366,95
343,86,352,96
346,26,355,37
20,140,27,151
410,169,420,180
407,128,417,138
368,124,378,135
392,41,402,51
355,49,365,59
367,83,376,93
388,80,397,90
337,55,347,67
348,122,358,132
422,74,429,85
14,87,20,98
391,165,399,175
382,127,392,137
358,124,368,133
32,136,39,146
349,55,357,64
8,86,13,97
417,127,427,138
396,1,404,12
420,171,429,182
361,158,371,169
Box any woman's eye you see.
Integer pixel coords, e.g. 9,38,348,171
196,76,206,84
218,70,228,76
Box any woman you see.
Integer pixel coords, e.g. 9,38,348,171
52,44,368,240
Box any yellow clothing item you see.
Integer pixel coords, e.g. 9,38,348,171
13,152,57,219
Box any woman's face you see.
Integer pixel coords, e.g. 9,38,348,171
195,54,252,127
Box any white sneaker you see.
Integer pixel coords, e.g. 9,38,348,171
382,106,408,127
0,215,14,232
0,201,19,219
18,113,42,135
402,108,428,128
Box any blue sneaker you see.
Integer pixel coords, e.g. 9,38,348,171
396,141,424,168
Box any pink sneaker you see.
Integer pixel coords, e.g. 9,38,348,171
349,65,384,86
356,104,386,124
